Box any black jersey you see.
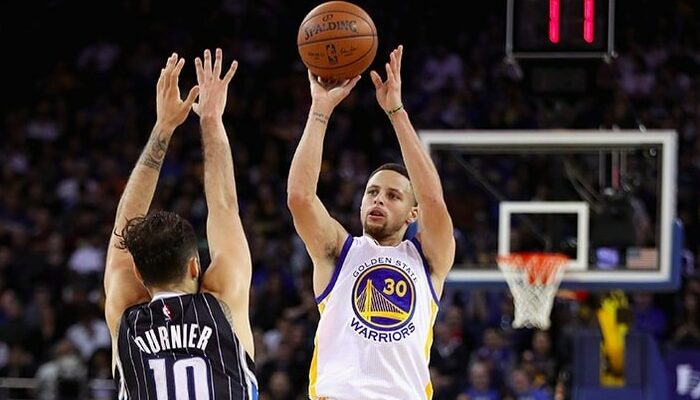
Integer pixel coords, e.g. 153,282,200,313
114,292,257,399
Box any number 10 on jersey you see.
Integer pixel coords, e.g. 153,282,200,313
149,357,210,399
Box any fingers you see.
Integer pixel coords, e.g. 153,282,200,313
194,57,204,84
369,70,383,89
213,48,223,78
382,46,402,83
203,49,212,80
344,75,361,91
184,86,200,108
222,60,238,85
162,53,178,93
388,48,400,79
170,58,185,91
195,48,235,84
396,45,403,75
173,57,185,76
385,62,395,82
157,67,166,92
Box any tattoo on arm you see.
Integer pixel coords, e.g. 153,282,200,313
312,112,329,125
139,134,169,170
216,297,236,328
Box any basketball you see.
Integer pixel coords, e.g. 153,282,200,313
297,1,378,81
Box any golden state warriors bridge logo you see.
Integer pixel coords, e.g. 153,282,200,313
351,264,416,335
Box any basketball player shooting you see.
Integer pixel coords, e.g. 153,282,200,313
103,49,258,399
288,45,456,399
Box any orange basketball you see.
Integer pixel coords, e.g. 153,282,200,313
297,1,378,81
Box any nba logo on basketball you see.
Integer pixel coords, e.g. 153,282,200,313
326,44,338,64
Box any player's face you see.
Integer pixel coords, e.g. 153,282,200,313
360,170,416,240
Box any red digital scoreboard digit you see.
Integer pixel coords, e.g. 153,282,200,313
507,0,614,58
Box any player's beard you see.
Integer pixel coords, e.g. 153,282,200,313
363,215,399,241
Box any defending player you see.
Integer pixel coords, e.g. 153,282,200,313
104,49,257,399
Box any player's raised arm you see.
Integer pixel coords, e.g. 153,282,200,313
192,48,255,357
370,45,455,294
286,72,360,293
104,53,199,362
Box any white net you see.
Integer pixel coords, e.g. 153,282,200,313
497,253,568,330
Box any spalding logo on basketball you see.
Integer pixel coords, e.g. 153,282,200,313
297,1,378,81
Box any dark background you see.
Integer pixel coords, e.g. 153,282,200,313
0,0,698,399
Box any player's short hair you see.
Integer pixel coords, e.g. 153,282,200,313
117,210,198,287
368,163,417,206
368,163,410,181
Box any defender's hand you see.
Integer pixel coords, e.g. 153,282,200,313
193,48,238,120
156,53,200,131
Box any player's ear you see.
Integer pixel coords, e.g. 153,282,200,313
188,257,199,280
407,206,418,224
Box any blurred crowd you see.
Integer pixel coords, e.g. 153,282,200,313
1,0,699,399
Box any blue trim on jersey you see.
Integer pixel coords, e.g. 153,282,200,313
315,235,354,303
410,238,440,303
251,382,259,400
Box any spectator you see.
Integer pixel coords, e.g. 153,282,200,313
672,291,700,347
33,339,88,400
420,44,465,95
507,367,552,400
64,305,110,361
0,344,36,399
260,369,295,400
0,289,40,353
458,361,500,400
431,320,470,391
87,347,112,400
631,292,669,340
24,285,59,358
470,327,515,389
66,236,104,279
530,330,558,387
258,340,307,395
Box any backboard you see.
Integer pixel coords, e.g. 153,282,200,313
420,130,681,291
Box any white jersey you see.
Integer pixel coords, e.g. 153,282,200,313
309,235,440,400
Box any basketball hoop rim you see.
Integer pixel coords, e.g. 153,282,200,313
497,252,569,287
496,252,570,270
